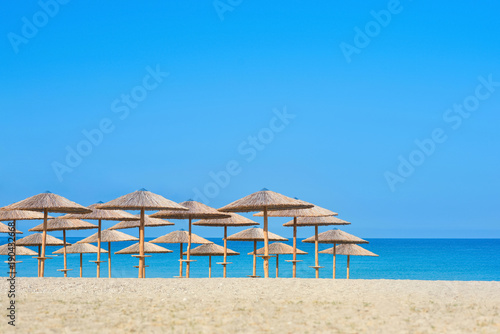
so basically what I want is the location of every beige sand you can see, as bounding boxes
[1,278,499,333]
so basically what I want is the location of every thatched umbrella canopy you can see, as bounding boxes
[115,242,173,278]
[0,222,22,234]
[0,243,38,277]
[108,215,173,230]
[184,243,239,278]
[150,200,229,278]
[254,201,338,278]
[227,227,288,278]
[284,216,351,279]
[304,229,368,279]
[60,201,138,278]
[150,230,212,278]
[0,244,37,256]
[53,243,108,278]
[0,209,52,221]
[96,189,188,278]
[16,233,66,277]
[248,242,307,278]
[78,229,138,278]
[219,189,312,278]
[320,244,378,279]
[193,213,257,278]
[0,209,51,275]
[29,219,97,277]
[0,191,91,277]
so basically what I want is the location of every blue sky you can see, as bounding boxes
[1,1,499,238]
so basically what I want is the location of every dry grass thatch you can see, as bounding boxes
[0,222,22,234]
[218,189,314,212]
[283,216,351,227]
[0,209,53,221]
[150,200,230,219]
[96,189,189,211]
[303,229,368,244]
[320,244,378,256]
[115,242,173,254]
[29,219,98,232]
[193,213,259,227]
[108,215,174,230]
[77,229,138,243]
[248,242,307,255]
[226,227,288,241]
[0,244,37,256]
[61,202,139,221]
[254,200,338,217]
[150,230,212,244]
[184,243,239,256]
[0,192,92,214]
[53,243,107,254]
[15,233,66,246]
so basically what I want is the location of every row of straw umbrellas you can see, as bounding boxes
[0,188,377,279]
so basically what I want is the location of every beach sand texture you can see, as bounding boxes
[2,278,499,333]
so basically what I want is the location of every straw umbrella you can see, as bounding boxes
[0,209,52,273]
[284,216,351,278]
[304,229,368,279]
[78,229,138,278]
[108,215,174,230]
[184,243,239,278]
[61,202,139,278]
[29,219,97,277]
[249,242,307,278]
[0,222,22,234]
[150,230,212,278]
[320,244,378,279]
[115,242,173,278]
[16,233,65,276]
[219,189,312,278]
[0,192,91,277]
[96,189,188,278]
[255,201,338,278]
[0,244,37,277]
[53,243,108,278]
[227,227,287,278]
[193,213,258,278]
[150,200,230,278]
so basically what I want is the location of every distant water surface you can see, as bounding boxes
[1,238,499,281]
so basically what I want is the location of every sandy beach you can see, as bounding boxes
[1,278,499,333]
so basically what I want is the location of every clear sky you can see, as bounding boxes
[1,1,499,238]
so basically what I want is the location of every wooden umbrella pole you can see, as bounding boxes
[276,254,279,278]
[252,240,257,277]
[179,243,183,278]
[292,217,297,278]
[263,207,269,278]
[80,253,82,278]
[138,208,145,278]
[37,245,41,277]
[314,225,319,279]
[186,217,192,278]
[63,230,68,278]
[333,243,337,279]
[108,242,112,278]
[96,219,102,278]
[40,209,48,277]
[209,256,212,278]
[347,255,350,280]
[223,225,228,278]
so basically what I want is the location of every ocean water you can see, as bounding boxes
[1,238,500,280]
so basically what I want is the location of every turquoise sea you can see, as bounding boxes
[2,238,500,280]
